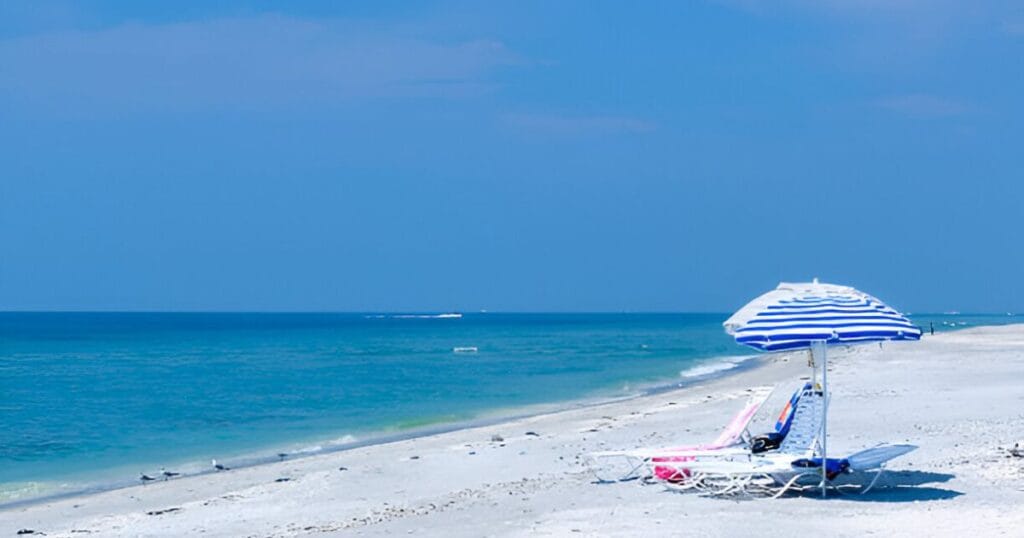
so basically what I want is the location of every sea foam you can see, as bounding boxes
[680,355,756,379]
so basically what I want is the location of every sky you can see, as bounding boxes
[1,1,1022,313]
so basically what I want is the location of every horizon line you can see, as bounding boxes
[0,310,1010,316]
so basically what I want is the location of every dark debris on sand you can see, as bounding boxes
[145,507,182,516]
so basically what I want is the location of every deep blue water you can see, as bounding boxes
[0,312,1014,502]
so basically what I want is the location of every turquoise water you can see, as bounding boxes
[0,312,1014,502]
[0,313,741,501]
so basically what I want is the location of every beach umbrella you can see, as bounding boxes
[723,279,921,497]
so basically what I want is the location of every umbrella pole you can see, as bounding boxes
[809,348,817,386]
[821,343,828,498]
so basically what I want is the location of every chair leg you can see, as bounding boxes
[771,472,810,499]
[688,473,746,497]
[718,474,751,496]
[625,458,647,482]
[589,455,647,483]
[860,465,886,494]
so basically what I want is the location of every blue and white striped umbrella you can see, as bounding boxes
[724,280,921,352]
[724,280,920,497]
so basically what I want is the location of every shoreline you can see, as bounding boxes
[0,352,763,510]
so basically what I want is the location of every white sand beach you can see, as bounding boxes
[4,324,1024,537]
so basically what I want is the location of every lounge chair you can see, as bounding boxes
[585,386,776,482]
[648,383,810,482]
[654,387,916,497]
[652,384,825,493]
[668,443,917,498]
[789,444,919,495]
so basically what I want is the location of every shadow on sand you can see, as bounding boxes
[611,469,963,502]
[826,470,961,502]
[591,468,963,502]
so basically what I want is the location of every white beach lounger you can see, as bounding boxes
[657,385,826,495]
[655,388,916,497]
[584,386,775,483]
[830,443,919,494]
[736,443,919,498]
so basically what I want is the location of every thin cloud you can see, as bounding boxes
[874,94,976,118]
[1003,19,1024,36]
[503,112,655,136]
[717,0,983,18]
[713,0,1021,70]
[0,15,522,113]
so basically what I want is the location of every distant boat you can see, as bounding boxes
[390,313,463,319]
[943,311,960,315]
[453,346,478,354]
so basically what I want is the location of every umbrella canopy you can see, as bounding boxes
[724,280,921,351]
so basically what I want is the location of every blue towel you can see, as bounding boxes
[790,457,850,478]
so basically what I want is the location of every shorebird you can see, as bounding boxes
[139,473,157,484]
[212,459,229,471]
[161,467,181,480]
[277,452,288,461]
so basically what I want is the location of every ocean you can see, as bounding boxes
[0,312,1012,503]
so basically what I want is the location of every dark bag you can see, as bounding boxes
[750,432,785,453]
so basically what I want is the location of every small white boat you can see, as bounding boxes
[452,346,478,354]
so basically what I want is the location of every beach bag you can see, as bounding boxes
[650,453,696,483]
[750,432,784,453]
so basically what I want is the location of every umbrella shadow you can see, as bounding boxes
[844,485,963,502]
[591,469,963,503]
[876,469,955,486]
[829,470,962,502]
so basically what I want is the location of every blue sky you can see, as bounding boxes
[1,1,1022,312]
